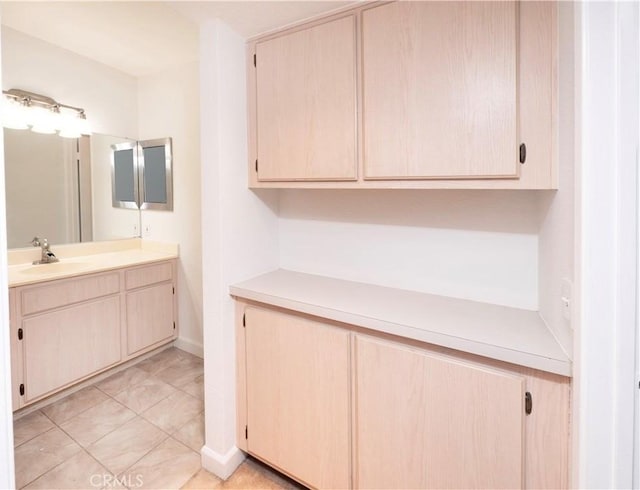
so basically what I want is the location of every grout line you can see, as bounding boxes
[15,426,83,489]
[115,429,172,478]
[14,348,205,489]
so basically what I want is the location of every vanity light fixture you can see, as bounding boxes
[1,88,91,138]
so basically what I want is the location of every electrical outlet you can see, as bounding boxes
[143,224,151,237]
[561,278,573,326]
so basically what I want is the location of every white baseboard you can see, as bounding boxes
[173,337,204,358]
[201,445,246,480]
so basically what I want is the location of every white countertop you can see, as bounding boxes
[230,269,572,377]
[8,239,178,287]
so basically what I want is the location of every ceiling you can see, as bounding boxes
[0,1,355,77]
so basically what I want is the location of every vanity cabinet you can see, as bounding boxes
[23,296,121,403]
[236,303,570,489]
[10,260,177,409]
[248,1,557,189]
[254,15,357,181]
[125,262,176,356]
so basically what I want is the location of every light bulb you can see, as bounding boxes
[1,97,29,130]
[30,106,60,134]
[58,111,82,138]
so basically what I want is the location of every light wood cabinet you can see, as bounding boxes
[362,1,518,180]
[255,16,357,181]
[236,302,570,489]
[354,335,524,489]
[23,297,121,402]
[126,283,175,356]
[10,259,177,410]
[248,1,558,189]
[242,306,351,489]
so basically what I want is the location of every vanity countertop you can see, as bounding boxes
[230,269,572,377]
[8,238,178,287]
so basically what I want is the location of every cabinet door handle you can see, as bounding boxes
[525,392,532,415]
[519,143,527,164]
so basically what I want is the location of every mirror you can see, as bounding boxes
[111,137,173,211]
[111,142,139,209]
[3,128,140,249]
[139,138,172,211]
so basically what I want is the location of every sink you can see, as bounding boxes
[21,262,90,275]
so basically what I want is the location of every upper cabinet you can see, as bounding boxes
[254,16,357,181]
[247,1,558,189]
[362,2,517,180]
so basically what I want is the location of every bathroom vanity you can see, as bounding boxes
[8,239,178,411]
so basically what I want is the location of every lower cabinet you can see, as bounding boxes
[23,297,121,402]
[237,303,571,490]
[126,283,175,356]
[10,260,177,410]
[355,336,524,489]
[243,307,351,489]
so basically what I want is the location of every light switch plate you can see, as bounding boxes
[561,278,573,326]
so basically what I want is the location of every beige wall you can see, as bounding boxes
[137,61,203,355]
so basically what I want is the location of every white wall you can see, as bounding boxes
[2,27,137,138]
[137,61,203,355]
[3,129,76,247]
[0,16,16,489]
[574,2,639,487]
[200,19,279,477]
[538,2,576,359]
[279,190,540,310]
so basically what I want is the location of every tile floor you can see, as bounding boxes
[13,347,301,490]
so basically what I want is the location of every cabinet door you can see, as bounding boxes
[244,307,350,489]
[355,335,524,489]
[362,2,518,180]
[255,16,357,181]
[23,297,121,402]
[126,283,174,356]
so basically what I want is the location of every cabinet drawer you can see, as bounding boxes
[21,272,120,316]
[125,261,173,290]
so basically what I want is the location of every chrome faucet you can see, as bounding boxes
[31,236,59,265]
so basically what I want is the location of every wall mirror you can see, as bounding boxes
[3,128,140,249]
[112,137,173,211]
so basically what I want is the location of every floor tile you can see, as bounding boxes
[155,360,204,388]
[87,417,167,476]
[181,375,204,400]
[223,459,300,490]
[181,468,222,489]
[114,376,177,414]
[13,411,55,447]
[41,387,109,425]
[60,399,136,447]
[24,450,110,489]
[173,412,204,452]
[120,438,200,490]
[135,348,185,375]
[96,366,150,397]
[14,427,82,488]
[142,391,203,434]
